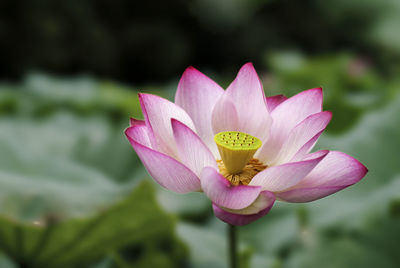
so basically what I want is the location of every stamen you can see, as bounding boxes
[217,158,267,186]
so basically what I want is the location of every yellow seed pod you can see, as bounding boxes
[214,131,262,174]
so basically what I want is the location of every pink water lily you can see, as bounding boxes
[125,63,368,226]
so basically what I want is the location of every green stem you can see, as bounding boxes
[228,224,238,268]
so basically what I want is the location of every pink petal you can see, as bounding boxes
[249,150,329,192]
[276,185,348,203]
[290,129,324,162]
[211,93,239,135]
[256,88,323,164]
[272,111,332,165]
[266,95,288,112]
[125,123,152,148]
[212,191,275,226]
[277,151,368,202]
[213,63,272,141]
[139,93,196,158]
[126,131,201,193]
[300,151,367,187]
[172,119,217,176]
[200,167,261,210]
[220,190,276,215]
[175,67,224,157]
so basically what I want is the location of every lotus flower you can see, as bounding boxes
[125,63,367,226]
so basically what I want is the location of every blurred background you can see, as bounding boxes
[0,0,400,267]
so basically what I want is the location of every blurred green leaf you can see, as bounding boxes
[264,52,387,133]
[0,181,187,267]
[0,113,139,222]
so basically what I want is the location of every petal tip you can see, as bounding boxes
[182,66,199,76]
[239,62,256,72]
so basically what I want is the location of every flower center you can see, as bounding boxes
[214,131,264,185]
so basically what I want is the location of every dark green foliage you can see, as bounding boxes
[2,0,400,84]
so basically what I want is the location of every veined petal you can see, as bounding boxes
[139,93,196,158]
[249,150,329,192]
[175,67,224,157]
[212,191,275,226]
[257,88,323,164]
[215,63,272,141]
[290,129,324,162]
[220,190,275,215]
[200,167,261,210]
[276,185,348,203]
[125,122,152,148]
[172,119,217,176]
[272,111,332,165]
[266,95,288,112]
[276,151,368,202]
[127,132,201,193]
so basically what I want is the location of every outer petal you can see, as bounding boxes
[175,67,224,157]
[125,125,201,193]
[272,111,332,165]
[276,186,349,203]
[276,151,368,202]
[200,167,261,210]
[125,121,152,148]
[220,190,275,215]
[257,88,323,164]
[290,129,324,162]
[266,95,288,112]
[139,93,196,158]
[172,119,217,177]
[212,191,275,226]
[213,63,272,141]
[249,150,329,192]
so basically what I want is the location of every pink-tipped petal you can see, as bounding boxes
[175,67,224,157]
[214,63,272,141]
[211,93,239,135]
[277,151,367,202]
[212,191,275,226]
[200,167,261,210]
[293,151,366,185]
[266,95,288,112]
[139,93,196,158]
[272,111,332,165]
[249,150,329,192]
[276,185,348,203]
[257,88,323,164]
[128,136,201,193]
[125,123,152,148]
[172,119,217,176]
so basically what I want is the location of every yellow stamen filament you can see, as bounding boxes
[217,158,267,186]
